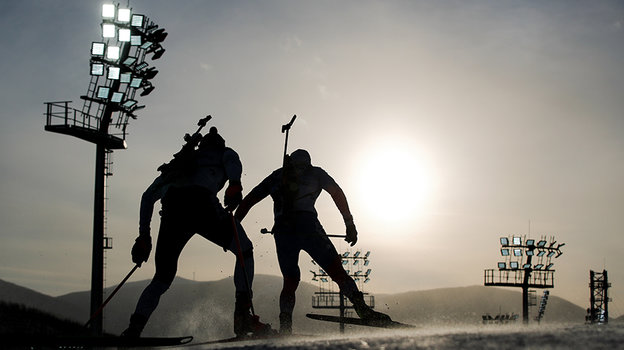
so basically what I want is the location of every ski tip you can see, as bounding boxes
[180,336,194,344]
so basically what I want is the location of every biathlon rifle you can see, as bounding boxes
[157,115,212,174]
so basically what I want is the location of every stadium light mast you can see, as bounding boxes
[310,250,374,333]
[587,269,610,324]
[484,235,565,324]
[44,3,166,335]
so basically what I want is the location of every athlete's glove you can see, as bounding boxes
[131,235,152,267]
[345,222,358,246]
[224,181,243,212]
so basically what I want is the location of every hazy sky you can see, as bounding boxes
[1,0,623,317]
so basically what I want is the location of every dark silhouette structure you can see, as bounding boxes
[44,3,166,335]
[484,236,564,324]
[587,269,610,324]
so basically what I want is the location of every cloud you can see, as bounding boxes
[199,62,213,72]
[280,34,303,52]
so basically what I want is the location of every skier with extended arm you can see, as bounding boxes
[235,149,391,334]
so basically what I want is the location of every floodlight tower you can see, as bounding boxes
[310,250,373,332]
[44,3,166,335]
[588,270,610,324]
[484,235,565,324]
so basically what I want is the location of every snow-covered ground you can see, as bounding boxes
[185,323,624,350]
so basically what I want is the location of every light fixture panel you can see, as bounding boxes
[500,237,509,245]
[501,248,510,256]
[123,57,137,66]
[537,240,547,247]
[140,41,153,50]
[498,262,506,269]
[97,87,110,99]
[102,4,115,19]
[130,77,143,88]
[513,248,522,257]
[107,67,120,80]
[510,261,519,269]
[119,28,131,42]
[512,237,521,245]
[130,35,142,46]
[131,14,145,27]
[107,46,120,60]
[102,24,116,38]
[91,42,105,56]
[120,73,132,83]
[117,8,131,22]
[90,63,104,76]
[526,239,535,246]
[111,92,124,103]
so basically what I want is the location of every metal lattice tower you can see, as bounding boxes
[587,270,610,324]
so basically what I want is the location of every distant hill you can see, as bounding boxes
[0,302,89,337]
[376,285,585,325]
[0,279,81,322]
[0,276,588,340]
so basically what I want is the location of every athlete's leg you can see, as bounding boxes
[305,234,359,298]
[123,217,192,336]
[306,234,391,323]
[274,233,301,333]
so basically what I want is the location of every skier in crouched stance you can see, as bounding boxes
[122,127,272,338]
[235,149,391,334]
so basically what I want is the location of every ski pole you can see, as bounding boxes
[261,228,345,238]
[84,264,139,328]
[228,211,256,316]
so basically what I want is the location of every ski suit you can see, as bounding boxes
[235,150,362,331]
[127,144,255,334]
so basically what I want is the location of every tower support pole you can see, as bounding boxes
[89,142,106,335]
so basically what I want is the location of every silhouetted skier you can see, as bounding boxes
[235,149,391,334]
[122,127,271,338]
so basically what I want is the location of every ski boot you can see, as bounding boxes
[350,291,393,326]
[234,292,275,338]
[279,312,292,335]
[120,313,148,338]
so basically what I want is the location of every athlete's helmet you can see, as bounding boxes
[289,149,311,171]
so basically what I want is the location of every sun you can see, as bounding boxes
[353,144,433,224]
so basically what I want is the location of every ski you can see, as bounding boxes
[306,313,415,329]
[5,335,193,348]
[189,333,311,346]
